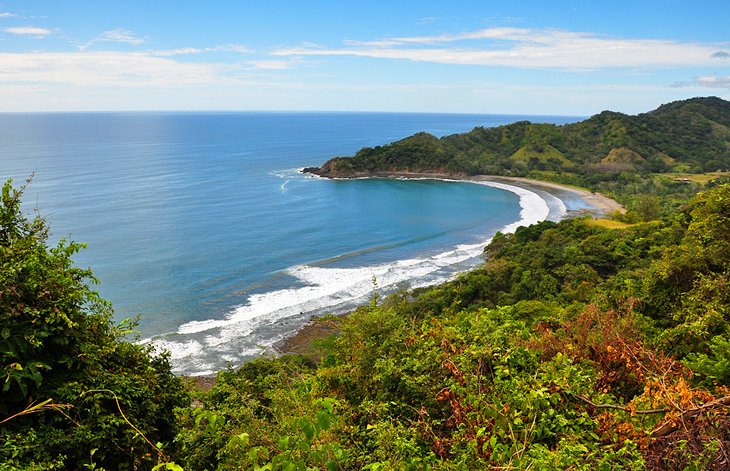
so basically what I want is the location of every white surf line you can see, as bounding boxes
[473,180,554,229]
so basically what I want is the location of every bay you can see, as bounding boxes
[0,111,579,374]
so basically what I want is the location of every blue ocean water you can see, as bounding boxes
[0,112,579,374]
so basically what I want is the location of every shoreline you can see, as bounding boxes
[473,175,624,216]
[173,173,551,377]
[273,171,624,357]
[306,169,624,216]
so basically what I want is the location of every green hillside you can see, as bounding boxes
[310,97,730,179]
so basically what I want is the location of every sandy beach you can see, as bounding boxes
[473,175,624,216]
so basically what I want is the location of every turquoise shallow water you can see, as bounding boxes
[0,112,579,374]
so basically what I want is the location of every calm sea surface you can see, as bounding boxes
[0,112,578,374]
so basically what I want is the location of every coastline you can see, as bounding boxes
[171,171,566,376]
[305,169,624,216]
[473,175,624,216]
[275,171,625,356]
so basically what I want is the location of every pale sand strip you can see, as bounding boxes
[470,175,625,215]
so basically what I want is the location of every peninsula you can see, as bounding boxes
[302,97,730,240]
[304,96,730,182]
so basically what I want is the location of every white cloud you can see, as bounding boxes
[0,51,233,87]
[0,12,18,18]
[149,48,204,56]
[244,58,310,70]
[99,28,144,45]
[124,44,252,57]
[276,27,730,70]
[245,60,293,70]
[4,26,52,38]
[394,27,534,45]
[77,28,145,50]
[0,40,258,90]
[210,44,253,54]
[673,75,730,88]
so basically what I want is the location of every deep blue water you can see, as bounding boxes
[0,112,579,374]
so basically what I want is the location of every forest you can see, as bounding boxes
[3,97,730,469]
[309,97,730,184]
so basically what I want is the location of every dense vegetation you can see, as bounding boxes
[3,97,730,469]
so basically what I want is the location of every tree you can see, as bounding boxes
[0,179,188,470]
[633,194,662,221]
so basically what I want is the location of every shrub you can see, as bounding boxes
[0,179,188,470]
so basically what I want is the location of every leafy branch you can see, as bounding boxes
[568,392,669,415]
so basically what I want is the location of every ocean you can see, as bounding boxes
[0,111,580,375]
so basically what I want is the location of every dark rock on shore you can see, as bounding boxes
[302,161,340,177]
[274,315,344,356]
[301,166,324,176]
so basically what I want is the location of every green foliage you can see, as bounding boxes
[399,217,676,322]
[640,184,730,359]
[0,179,189,470]
[175,355,350,470]
[0,178,98,406]
[314,98,730,187]
[5,170,730,466]
[685,335,730,384]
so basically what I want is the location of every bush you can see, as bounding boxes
[0,179,189,470]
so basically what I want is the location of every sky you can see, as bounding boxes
[0,0,729,115]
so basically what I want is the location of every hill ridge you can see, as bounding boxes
[307,96,730,179]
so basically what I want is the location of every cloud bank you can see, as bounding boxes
[274,27,730,70]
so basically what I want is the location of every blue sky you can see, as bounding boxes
[0,0,728,115]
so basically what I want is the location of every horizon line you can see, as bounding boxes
[0,108,585,117]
